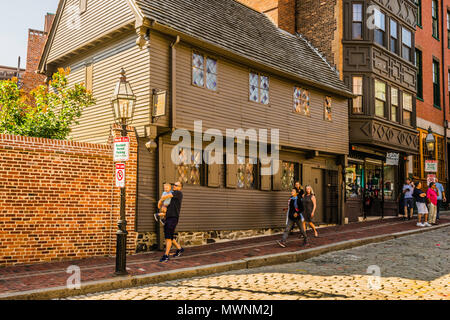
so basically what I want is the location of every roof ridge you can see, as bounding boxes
[296,33,340,78]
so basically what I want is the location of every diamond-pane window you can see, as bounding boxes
[193,53,217,91]
[192,53,204,87]
[293,87,310,116]
[237,156,256,189]
[281,161,297,191]
[206,58,217,91]
[176,148,202,185]
[249,73,259,102]
[249,72,269,104]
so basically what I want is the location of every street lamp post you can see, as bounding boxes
[111,68,136,276]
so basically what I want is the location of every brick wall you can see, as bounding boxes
[296,0,342,74]
[0,126,138,267]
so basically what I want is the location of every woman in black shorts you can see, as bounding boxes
[302,185,319,238]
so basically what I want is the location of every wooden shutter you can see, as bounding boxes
[208,163,220,187]
[260,161,272,191]
[85,63,93,92]
[272,160,283,191]
[163,145,177,184]
[226,163,237,188]
[302,164,312,186]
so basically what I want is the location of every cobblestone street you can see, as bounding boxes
[68,227,449,300]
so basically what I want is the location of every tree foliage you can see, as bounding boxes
[0,68,95,140]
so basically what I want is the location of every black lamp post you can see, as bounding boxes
[425,127,436,154]
[111,68,136,276]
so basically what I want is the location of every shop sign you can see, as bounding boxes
[386,153,399,166]
[425,160,438,173]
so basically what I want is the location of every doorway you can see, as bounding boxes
[310,168,324,223]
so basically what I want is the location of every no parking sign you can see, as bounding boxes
[116,163,125,188]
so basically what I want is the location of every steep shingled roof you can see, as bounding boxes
[134,0,352,96]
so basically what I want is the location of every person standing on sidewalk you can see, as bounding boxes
[435,178,446,220]
[413,182,430,227]
[402,179,414,220]
[277,188,308,248]
[159,182,185,263]
[302,185,319,238]
[427,182,438,225]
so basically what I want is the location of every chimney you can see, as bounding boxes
[237,0,296,34]
[44,13,55,34]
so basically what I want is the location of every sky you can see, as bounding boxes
[0,0,59,68]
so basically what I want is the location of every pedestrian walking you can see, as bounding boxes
[413,182,430,227]
[302,185,319,238]
[427,182,438,225]
[434,178,446,220]
[402,178,414,220]
[288,182,304,234]
[277,188,308,248]
[159,182,185,263]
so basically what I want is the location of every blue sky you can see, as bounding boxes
[0,0,59,68]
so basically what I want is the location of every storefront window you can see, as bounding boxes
[346,164,363,199]
[366,163,382,200]
[383,165,398,200]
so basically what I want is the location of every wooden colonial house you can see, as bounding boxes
[39,0,354,249]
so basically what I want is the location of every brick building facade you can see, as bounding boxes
[414,0,450,193]
[0,127,138,267]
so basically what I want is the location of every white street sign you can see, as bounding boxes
[114,137,130,162]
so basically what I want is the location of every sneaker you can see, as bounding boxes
[277,240,287,248]
[159,255,170,263]
[417,222,425,227]
[153,213,159,222]
[424,222,432,227]
[173,248,184,258]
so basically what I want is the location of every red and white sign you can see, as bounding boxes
[114,137,130,162]
[116,163,125,188]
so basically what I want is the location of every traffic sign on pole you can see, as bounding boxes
[116,163,126,188]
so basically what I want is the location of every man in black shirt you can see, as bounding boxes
[159,182,184,263]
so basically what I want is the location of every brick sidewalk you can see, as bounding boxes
[1,216,449,298]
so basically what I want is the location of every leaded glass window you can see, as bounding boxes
[260,76,269,104]
[249,72,269,104]
[192,53,204,87]
[293,87,310,116]
[237,156,257,189]
[192,52,217,91]
[281,161,298,191]
[324,96,332,121]
[176,148,203,185]
[206,58,217,91]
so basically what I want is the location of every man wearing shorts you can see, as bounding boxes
[159,182,184,263]
[402,179,414,220]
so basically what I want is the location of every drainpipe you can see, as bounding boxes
[441,0,449,198]
[170,35,181,130]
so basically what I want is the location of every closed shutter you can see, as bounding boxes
[208,163,220,187]
[260,161,272,191]
[85,63,93,92]
[272,160,283,191]
[226,163,237,188]
[163,145,177,184]
[302,164,312,186]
